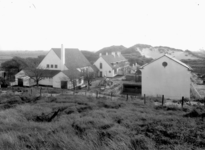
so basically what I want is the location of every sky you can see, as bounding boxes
[0,0,205,51]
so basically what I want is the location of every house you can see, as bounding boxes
[14,44,93,89]
[94,52,130,77]
[140,54,192,100]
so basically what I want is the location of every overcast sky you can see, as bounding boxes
[0,0,204,51]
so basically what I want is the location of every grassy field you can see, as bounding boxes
[0,50,48,66]
[0,93,204,150]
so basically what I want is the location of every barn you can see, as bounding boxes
[140,54,192,100]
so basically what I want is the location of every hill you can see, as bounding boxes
[0,93,204,150]
[81,50,98,64]
[135,45,201,60]
[95,44,202,63]
[96,45,127,54]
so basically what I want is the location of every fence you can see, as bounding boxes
[2,86,205,108]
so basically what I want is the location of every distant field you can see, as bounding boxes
[182,60,205,74]
[0,50,48,66]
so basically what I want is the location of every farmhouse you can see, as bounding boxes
[14,45,93,89]
[94,52,130,77]
[140,54,192,99]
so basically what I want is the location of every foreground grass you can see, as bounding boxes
[0,94,204,150]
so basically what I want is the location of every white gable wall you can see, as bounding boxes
[53,72,72,89]
[94,57,114,77]
[141,56,191,99]
[14,70,35,86]
[38,50,68,70]
[39,78,53,86]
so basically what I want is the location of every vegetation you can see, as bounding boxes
[0,93,204,150]
[182,59,205,74]
[1,56,44,82]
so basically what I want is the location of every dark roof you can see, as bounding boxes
[101,54,127,68]
[24,69,60,78]
[140,54,192,70]
[91,65,99,72]
[62,69,82,79]
[52,48,91,69]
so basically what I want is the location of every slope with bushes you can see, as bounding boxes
[0,94,204,150]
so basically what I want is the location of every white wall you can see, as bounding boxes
[53,72,74,89]
[39,78,53,86]
[38,50,68,70]
[14,71,36,86]
[141,56,191,99]
[94,57,114,77]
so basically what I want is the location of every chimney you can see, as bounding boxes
[61,44,65,71]
[99,53,102,57]
[111,52,116,57]
[106,52,108,55]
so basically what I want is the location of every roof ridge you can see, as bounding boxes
[140,54,192,70]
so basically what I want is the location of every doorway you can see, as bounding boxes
[18,78,23,86]
[61,81,67,89]
[100,71,103,77]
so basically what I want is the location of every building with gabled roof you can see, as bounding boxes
[94,52,130,77]
[14,44,93,88]
[140,54,192,99]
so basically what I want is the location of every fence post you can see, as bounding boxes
[181,96,184,108]
[85,91,86,96]
[162,95,164,106]
[204,97,205,107]
[110,92,112,100]
[144,94,146,104]
[126,94,128,101]
[96,91,98,98]
[40,87,42,97]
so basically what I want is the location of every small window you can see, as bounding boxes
[51,65,53,68]
[55,65,57,68]
[109,71,111,73]
[47,64,49,68]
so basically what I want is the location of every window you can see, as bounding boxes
[162,62,168,68]
[100,63,102,69]
[51,65,53,68]
[109,71,111,73]
[55,65,57,68]
[47,64,49,68]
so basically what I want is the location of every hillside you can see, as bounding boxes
[81,50,98,64]
[96,45,127,54]
[0,93,205,150]
[95,44,202,61]
[136,45,200,60]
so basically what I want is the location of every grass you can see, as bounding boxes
[0,94,204,150]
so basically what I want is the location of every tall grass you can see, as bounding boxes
[0,94,204,149]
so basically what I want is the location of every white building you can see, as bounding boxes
[14,44,93,89]
[94,52,130,77]
[140,54,192,100]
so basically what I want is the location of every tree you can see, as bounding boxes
[25,68,45,87]
[1,57,28,81]
[82,69,95,90]
[1,56,45,81]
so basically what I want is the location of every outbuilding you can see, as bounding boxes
[140,54,192,100]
